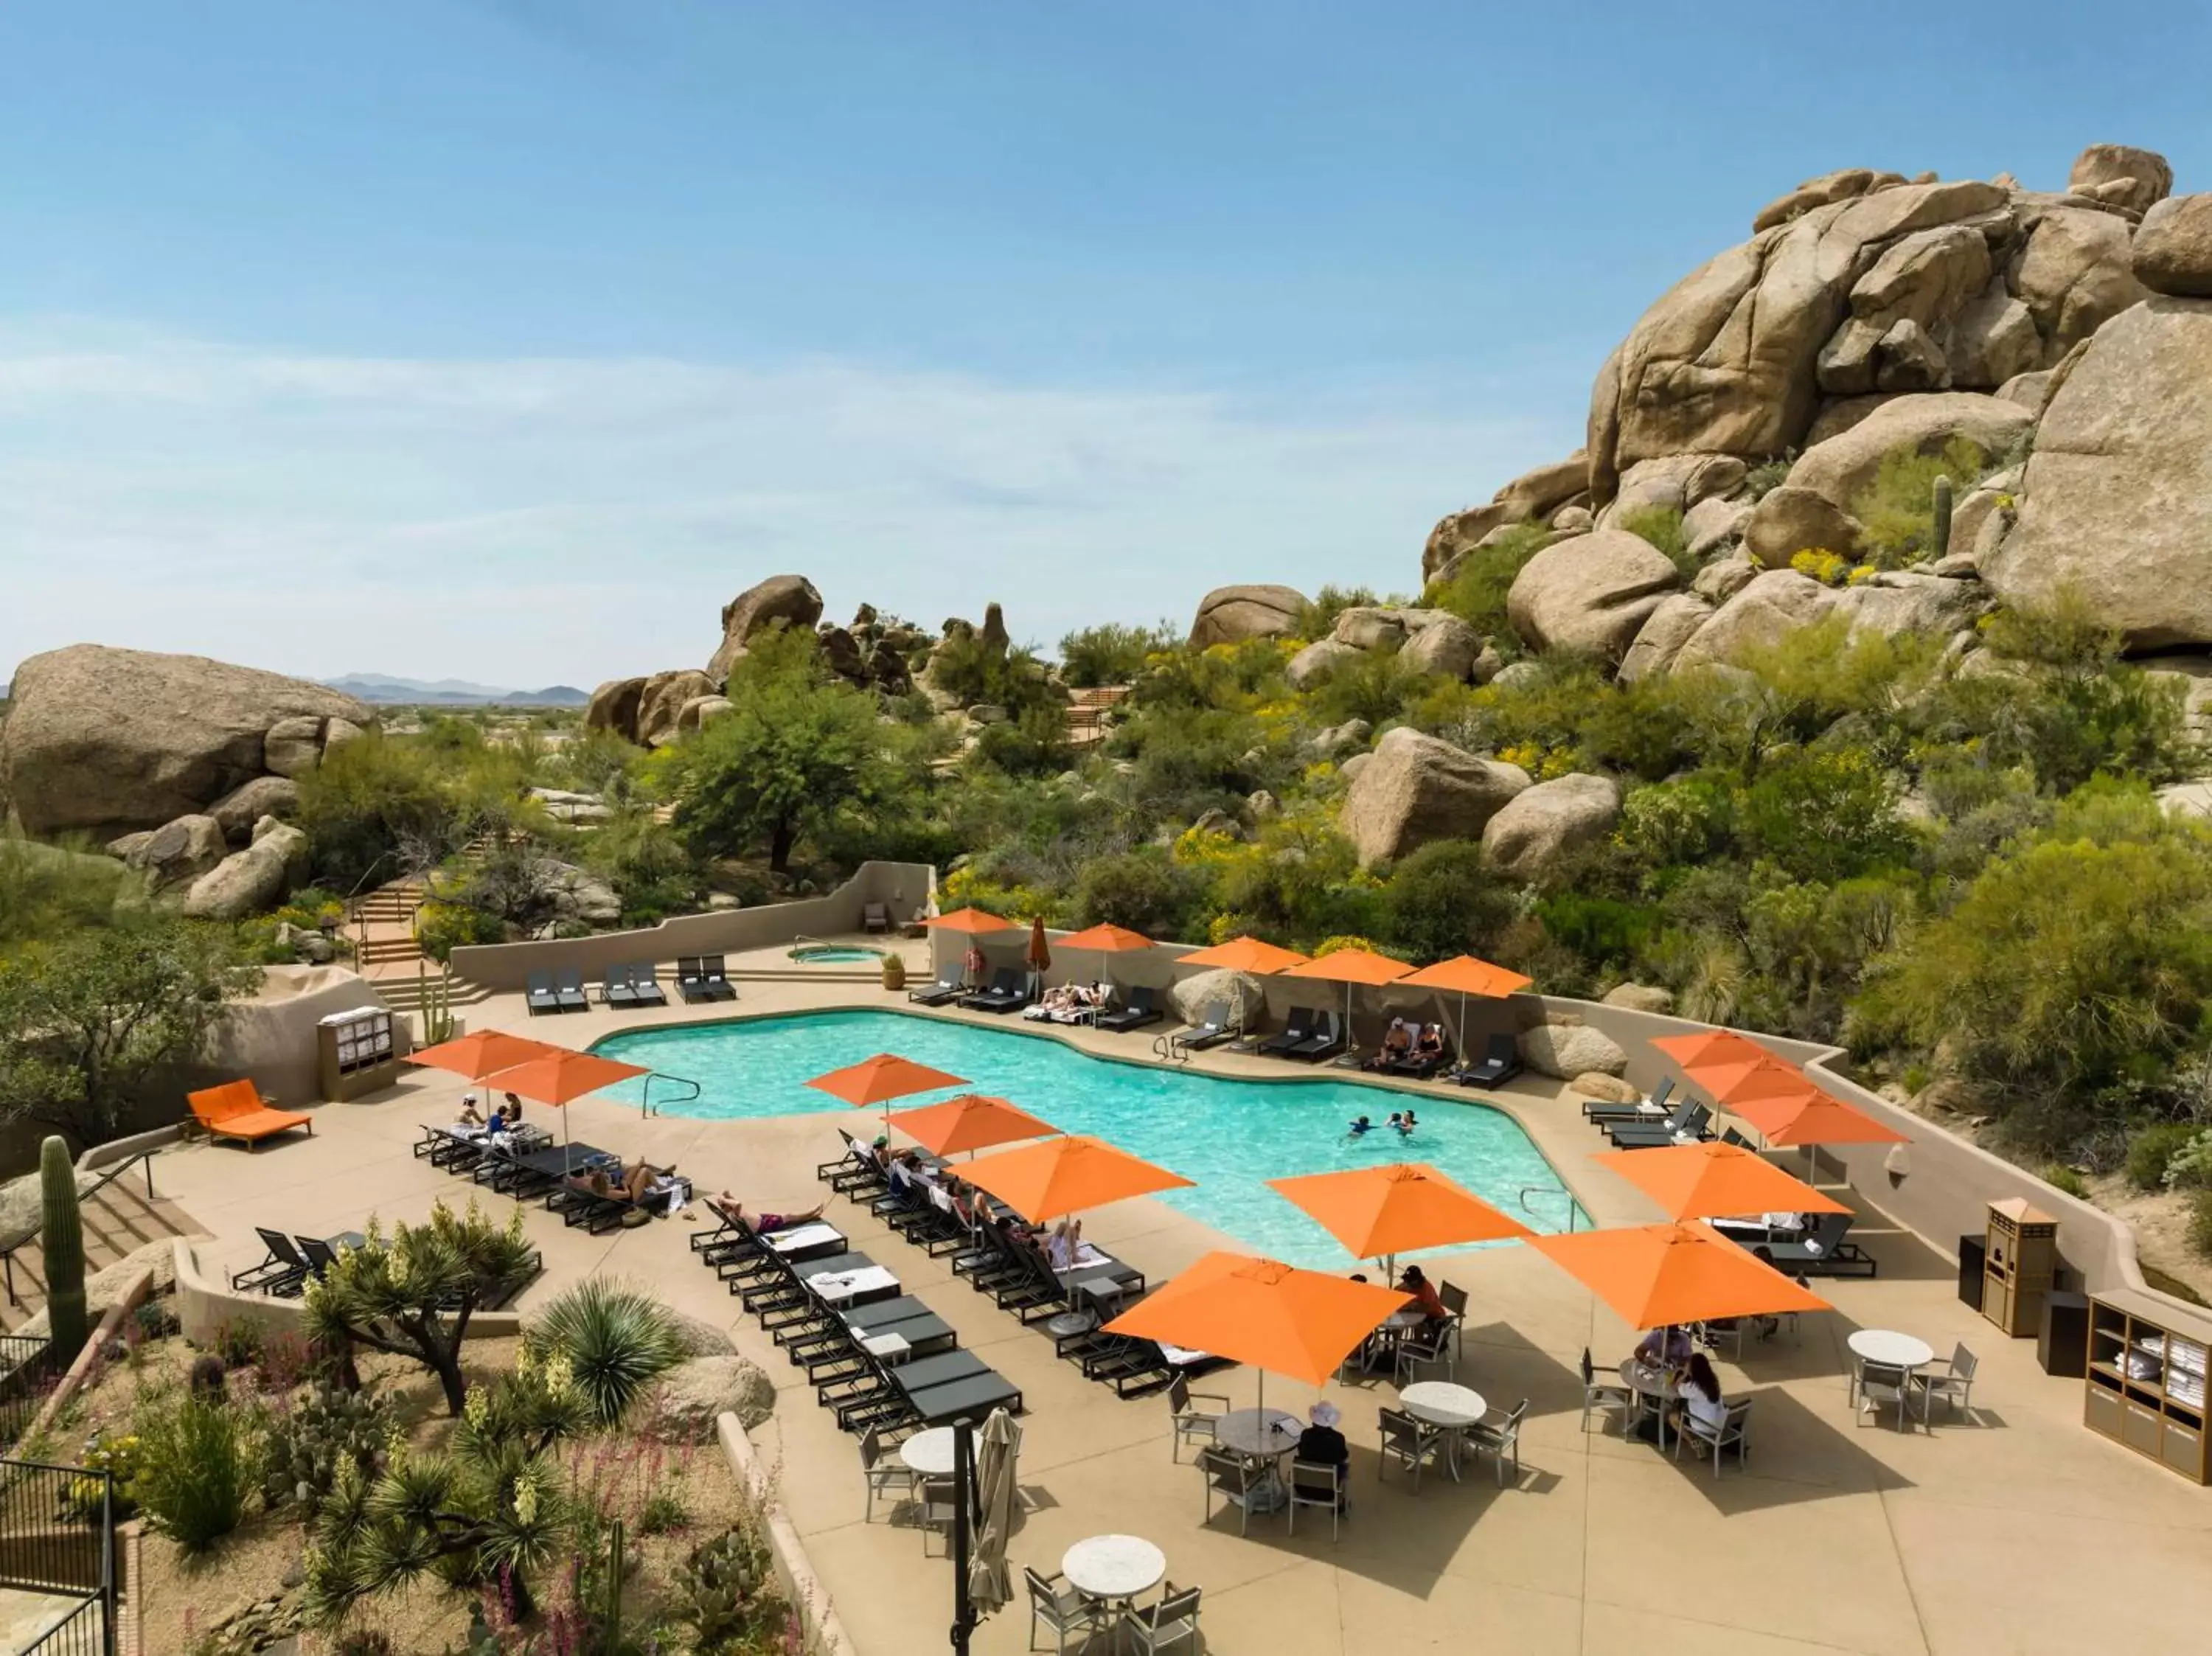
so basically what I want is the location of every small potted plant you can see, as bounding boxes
[880,953,907,993]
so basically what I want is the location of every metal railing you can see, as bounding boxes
[0,1458,114,1656]
[0,1335,58,1452]
[1,1151,159,1309]
[1519,1186,1579,1231]
[640,1073,702,1118]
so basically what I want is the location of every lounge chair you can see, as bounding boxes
[1096,984,1163,1032]
[1256,1007,1318,1057]
[1605,1101,1712,1148]
[627,964,668,1007]
[675,957,715,1004]
[1169,1001,1237,1057]
[600,964,639,1009]
[699,956,738,1001]
[861,901,892,934]
[295,1234,360,1280]
[1382,1029,1453,1077]
[908,971,967,1007]
[1451,1031,1522,1089]
[187,1080,313,1151]
[552,967,588,1013]
[526,970,561,1016]
[1287,1010,1344,1062]
[1755,1211,1877,1278]
[1584,1076,1674,1123]
[232,1227,311,1295]
[961,967,1027,1014]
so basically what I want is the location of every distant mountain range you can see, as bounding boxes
[322,675,591,707]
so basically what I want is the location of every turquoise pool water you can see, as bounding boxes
[789,947,885,964]
[592,1009,1580,1269]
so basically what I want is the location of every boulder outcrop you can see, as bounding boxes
[1784,393,2035,513]
[2133,195,2212,298]
[1188,585,1307,649]
[1618,595,1715,683]
[0,644,372,840]
[706,575,824,683]
[636,669,717,748]
[1517,1021,1630,1079]
[181,818,307,921]
[1167,968,1268,1031]
[1340,728,1530,867]
[1480,773,1621,882]
[1505,531,1680,660]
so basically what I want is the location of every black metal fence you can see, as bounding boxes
[0,1458,114,1656]
[0,1334,58,1451]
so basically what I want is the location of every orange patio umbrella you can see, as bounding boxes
[888,1093,1060,1159]
[924,907,1018,936]
[1651,1031,1774,1072]
[1400,955,1534,1066]
[408,1030,562,1085]
[1174,936,1309,975]
[1280,947,1413,1048]
[1268,1162,1533,1274]
[1527,1220,1832,1332]
[807,1053,967,1133]
[959,1134,1194,1224]
[1105,1252,1414,1416]
[1691,1057,1820,1112]
[1734,1090,1910,1151]
[1056,922,1154,1002]
[1592,1141,1850,1224]
[479,1048,651,1147]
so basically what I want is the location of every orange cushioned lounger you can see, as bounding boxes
[186,1080,313,1150]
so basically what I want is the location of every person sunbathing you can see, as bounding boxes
[712,1194,826,1234]
[1045,1218,1102,1270]
[456,1094,487,1128]
[1415,1025,1445,1062]
[1365,1020,1413,1070]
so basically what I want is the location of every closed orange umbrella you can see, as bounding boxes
[1593,1142,1850,1223]
[1268,1163,1533,1273]
[960,1135,1193,1223]
[806,1054,967,1136]
[1281,947,1413,1048]
[1528,1220,1832,1331]
[1734,1090,1910,1149]
[1399,955,1533,1066]
[1651,1031,1773,1071]
[1105,1251,1414,1394]
[480,1048,650,1146]
[1175,936,1309,975]
[888,1094,1060,1158]
[1057,922,1152,1002]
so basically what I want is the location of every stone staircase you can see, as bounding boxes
[1,1166,193,1334]
[347,877,490,1016]
[1065,685,1129,748]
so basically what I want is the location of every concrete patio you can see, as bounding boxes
[153,971,2212,1655]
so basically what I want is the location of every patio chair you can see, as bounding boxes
[1377,1407,1447,1492]
[1256,1006,1317,1057]
[1697,1317,1747,1362]
[1916,1343,1978,1422]
[961,967,1027,1014]
[1196,1446,1262,1537]
[1677,1397,1753,1476]
[1025,1568,1101,1656]
[628,963,668,1007]
[1394,1319,1455,1385]
[1096,984,1163,1032]
[907,971,966,1007]
[1584,1075,1674,1122]
[1466,1397,1529,1488]
[1604,1100,1712,1148]
[698,956,737,1001]
[1166,1371,1228,1462]
[552,966,588,1012]
[294,1234,352,1279]
[1854,1360,1920,1432]
[1287,1459,1346,1540]
[599,964,639,1009]
[1720,1126,1758,1149]
[1288,1009,1345,1062]
[1580,1347,1636,1436]
[1439,1282,1470,1361]
[232,1228,311,1296]
[187,1079,313,1150]
[1452,1031,1522,1089]
[1121,1583,1203,1655]
[526,970,560,1015]
[861,901,892,934]
[858,1428,918,1523]
[1169,1000,1236,1056]
[675,957,715,1004]
[1759,1211,1878,1278]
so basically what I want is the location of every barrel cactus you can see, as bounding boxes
[40,1135,88,1361]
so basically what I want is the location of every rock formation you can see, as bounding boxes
[1,644,371,841]
[706,574,824,683]
[1481,773,1622,882]
[1505,531,1680,661]
[1339,727,1531,867]
[1188,585,1308,649]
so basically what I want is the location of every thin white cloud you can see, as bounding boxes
[0,319,1579,687]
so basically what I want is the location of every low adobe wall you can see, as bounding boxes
[451,860,936,992]
[716,1413,861,1656]
[170,1239,529,1347]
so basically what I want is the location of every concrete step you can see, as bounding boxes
[2,1175,191,1332]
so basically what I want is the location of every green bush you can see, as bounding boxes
[133,1393,257,1551]
[528,1278,686,1427]
[1380,841,1516,962]
[2126,1122,2205,1191]
[972,705,1074,778]
[1423,523,1553,647]
[2041,1163,2089,1198]
[1071,849,1208,939]
[1850,436,1988,566]
[1294,585,1382,642]
[2165,1130,2212,1191]
[2190,1189,2212,1257]
[414,900,507,963]
[1058,621,1179,687]
[1619,505,1696,581]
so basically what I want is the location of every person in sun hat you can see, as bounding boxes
[1298,1402,1352,1509]
[456,1093,485,1129]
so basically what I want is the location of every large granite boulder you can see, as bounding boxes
[1286,639,1361,690]
[0,645,371,838]
[1420,454,1590,581]
[1674,571,1835,670]
[1517,1021,1630,1079]
[1742,486,1865,566]
[1984,298,2212,649]
[1340,728,1530,868]
[1400,614,1483,681]
[2067,144,2173,216]
[207,776,301,843]
[1618,595,1714,684]
[706,575,824,684]
[2133,195,2212,299]
[1784,392,2035,514]
[125,814,227,893]
[636,669,717,748]
[2008,206,2146,361]
[585,676,647,741]
[1505,530,1680,660]
[181,819,307,920]
[650,1356,776,1440]
[1188,585,1307,649]
[1481,774,1621,883]
[1166,968,1268,1031]
[1832,570,1985,639]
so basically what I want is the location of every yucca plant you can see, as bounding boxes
[526,1279,685,1427]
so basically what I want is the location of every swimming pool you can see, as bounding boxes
[592,1009,1582,1269]
[788,945,887,965]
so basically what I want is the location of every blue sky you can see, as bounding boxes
[2,1,2206,686]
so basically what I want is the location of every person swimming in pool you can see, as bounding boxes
[1385,1113,1406,1133]
[1391,1113,1414,1135]
[1401,1108,1419,1132]
[1348,1115,1374,1136]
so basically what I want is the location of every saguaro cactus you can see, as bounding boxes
[1932,473,1954,558]
[40,1135,88,1360]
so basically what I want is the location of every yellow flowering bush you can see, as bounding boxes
[1847,563,1877,585]
[1790,549,1850,586]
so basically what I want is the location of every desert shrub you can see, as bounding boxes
[1850,436,1989,565]
[2165,1130,2212,1191]
[1615,777,1733,867]
[0,831,145,948]
[2042,1163,2089,1198]
[1071,849,1208,939]
[2189,1189,2212,1256]
[2127,1122,2205,1191]
[1294,585,1383,641]
[972,704,1075,778]
[1380,841,1516,963]
[1423,523,1553,648]
[133,1393,257,1551]
[639,1486,692,1537]
[1742,456,1793,500]
[1304,650,1426,730]
[1736,748,1914,884]
[414,900,507,963]
[1532,891,1659,967]
[672,1525,788,1653]
[1059,621,1179,687]
[1619,505,1696,580]
[527,1278,685,1427]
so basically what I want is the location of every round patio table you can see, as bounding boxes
[899,1427,957,1477]
[1064,1534,1166,1651]
[1848,1329,1935,1370]
[1215,1408,1302,1512]
[1402,1380,1488,1481]
[1618,1358,1680,1449]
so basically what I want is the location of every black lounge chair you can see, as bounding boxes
[961,967,1027,1014]
[1453,1031,1523,1089]
[1256,1007,1318,1057]
[675,957,715,1004]
[908,972,967,1007]
[1756,1211,1878,1278]
[232,1228,310,1296]
[1288,1010,1344,1062]
[628,964,668,1007]
[699,956,738,1001]
[1585,1076,1674,1124]
[1607,1100,1712,1148]
[1096,984,1163,1032]
[1169,1001,1237,1056]
[601,964,639,1009]
[552,967,589,1012]
[526,970,560,1017]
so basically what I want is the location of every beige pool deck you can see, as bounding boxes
[157,955,2212,1655]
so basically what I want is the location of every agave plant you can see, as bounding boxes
[527,1278,685,1427]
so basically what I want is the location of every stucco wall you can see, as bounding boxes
[451,860,936,991]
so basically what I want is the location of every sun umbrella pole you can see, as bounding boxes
[950,1416,976,1655]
